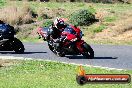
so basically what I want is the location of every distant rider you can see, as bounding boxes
[0,20,15,40]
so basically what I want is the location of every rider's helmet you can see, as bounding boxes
[54,18,65,32]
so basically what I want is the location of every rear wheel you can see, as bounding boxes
[82,43,94,59]
[11,38,25,54]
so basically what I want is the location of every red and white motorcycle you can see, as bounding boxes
[37,25,94,58]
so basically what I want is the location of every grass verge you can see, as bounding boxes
[0,59,132,88]
[1,1,132,45]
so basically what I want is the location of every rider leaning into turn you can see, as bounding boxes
[49,18,67,39]
[47,18,67,54]
[49,17,82,41]
[47,17,82,55]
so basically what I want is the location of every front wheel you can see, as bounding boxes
[11,38,25,54]
[48,43,54,52]
[82,43,94,59]
[48,42,65,57]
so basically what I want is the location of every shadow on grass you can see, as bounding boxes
[66,55,118,59]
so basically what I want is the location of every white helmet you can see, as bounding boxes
[54,17,65,30]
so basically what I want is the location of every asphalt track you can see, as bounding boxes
[0,42,132,70]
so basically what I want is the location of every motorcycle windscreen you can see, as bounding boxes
[41,27,49,37]
[0,24,9,32]
[63,26,76,35]
[0,24,14,39]
[42,27,49,33]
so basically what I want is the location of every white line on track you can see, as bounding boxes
[0,56,124,71]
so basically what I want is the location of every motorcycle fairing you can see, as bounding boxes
[76,40,85,53]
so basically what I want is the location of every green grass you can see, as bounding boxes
[93,25,106,33]
[104,16,117,22]
[82,24,106,34]
[0,59,132,88]
[6,2,132,17]
[42,19,53,27]
[87,38,132,45]
[1,1,132,45]
[1,1,131,21]
[0,0,6,8]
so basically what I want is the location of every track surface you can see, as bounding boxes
[0,42,132,70]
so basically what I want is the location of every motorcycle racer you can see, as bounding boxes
[47,18,67,40]
[46,18,83,56]
[37,18,94,58]
[0,20,15,40]
[48,17,83,42]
